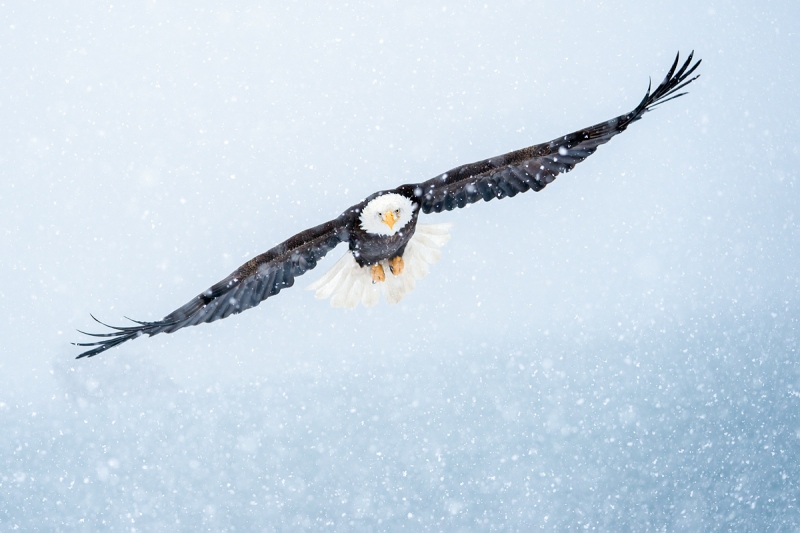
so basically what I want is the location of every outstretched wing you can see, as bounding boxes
[75,216,352,358]
[399,52,701,214]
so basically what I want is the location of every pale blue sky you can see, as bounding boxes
[1,1,798,529]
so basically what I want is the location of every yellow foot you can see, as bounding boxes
[389,256,404,276]
[371,263,386,283]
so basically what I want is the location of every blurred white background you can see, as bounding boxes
[1,1,798,530]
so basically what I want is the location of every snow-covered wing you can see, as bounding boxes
[400,52,701,214]
[75,216,352,358]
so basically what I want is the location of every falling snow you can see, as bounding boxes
[2,1,799,531]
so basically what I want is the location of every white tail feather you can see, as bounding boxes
[307,252,350,300]
[306,223,453,308]
[361,280,380,307]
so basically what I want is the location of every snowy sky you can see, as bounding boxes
[2,1,799,530]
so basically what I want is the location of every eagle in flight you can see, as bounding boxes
[75,52,701,358]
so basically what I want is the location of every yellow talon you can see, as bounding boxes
[389,256,404,276]
[371,263,386,283]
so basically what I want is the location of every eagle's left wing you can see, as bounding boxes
[75,215,352,358]
[397,52,700,214]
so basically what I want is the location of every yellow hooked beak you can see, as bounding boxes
[382,210,398,230]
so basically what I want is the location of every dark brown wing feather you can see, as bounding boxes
[75,216,352,358]
[76,52,700,359]
[397,52,701,214]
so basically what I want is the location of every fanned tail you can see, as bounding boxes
[382,223,452,305]
[307,223,453,308]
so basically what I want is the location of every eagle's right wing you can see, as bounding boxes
[398,51,701,214]
[75,215,352,358]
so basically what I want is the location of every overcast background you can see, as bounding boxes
[2,1,799,530]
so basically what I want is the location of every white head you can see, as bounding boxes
[359,193,416,236]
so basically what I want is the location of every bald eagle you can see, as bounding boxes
[75,52,701,359]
